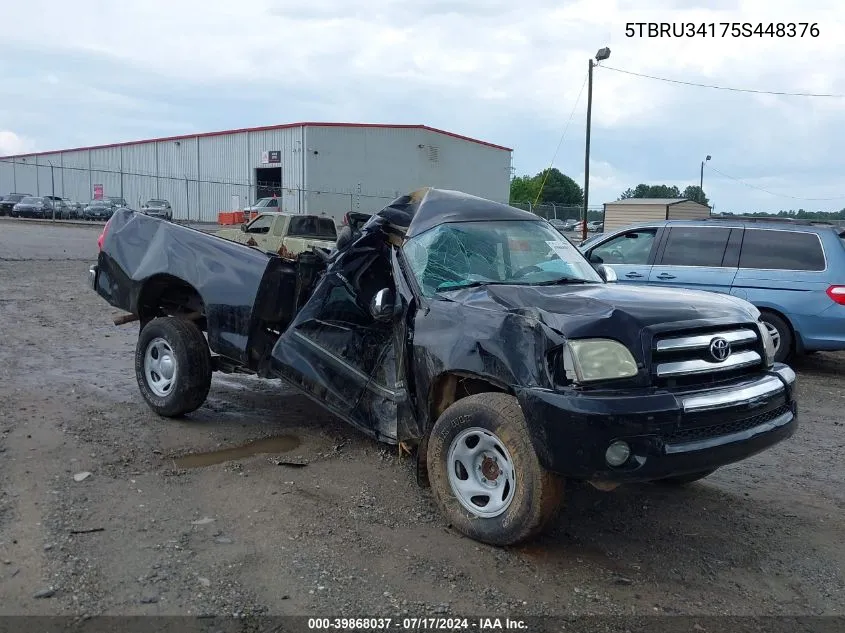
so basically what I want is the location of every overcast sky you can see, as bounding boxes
[1,0,844,213]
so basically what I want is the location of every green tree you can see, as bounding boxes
[509,175,541,204]
[618,183,681,199]
[510,168,583,206]
[535,168,584,206]
[682,185,709,206]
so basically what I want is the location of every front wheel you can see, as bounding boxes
[760,311,792,363]
[135,317,212,417]
[426,392,564,546]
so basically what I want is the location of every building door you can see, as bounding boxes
[254,167,282,203]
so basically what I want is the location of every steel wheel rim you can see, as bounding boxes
[446,426,516,518]
[144,337,177,397]
[764,322,781,355]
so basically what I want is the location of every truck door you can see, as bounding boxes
[269,242,411,444]
[241,213,277,250]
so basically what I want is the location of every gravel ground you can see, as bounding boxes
[1,219,844,618]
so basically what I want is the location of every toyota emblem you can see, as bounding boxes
[709,337,731,362]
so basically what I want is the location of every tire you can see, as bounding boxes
[655,468,717,486]
[426,392,565,546]
[759,311,792,363]
[134,317,212,417]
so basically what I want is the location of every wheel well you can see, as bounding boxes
[758,306,798,351]
[429,372,512,429]
[137,275,206,330]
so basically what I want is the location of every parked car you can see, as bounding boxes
[90,188,796,547]
[62,199,83,219]
[579,217,845,363]
[107,196,128,208]
[587,221,604,232]
[578,233,604,249]
[244,197,280,213]
[0,193,31,216]
[83,199,117,220]
[12,196,56,218]
[140,199,172,221]
[549,218,567,232]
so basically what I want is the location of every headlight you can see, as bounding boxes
[758,321,775,367]
[563,338,639,383]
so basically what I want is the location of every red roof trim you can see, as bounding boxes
[0,122,512,158]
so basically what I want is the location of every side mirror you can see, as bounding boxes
[370,288,395,322]
[597,264,617,283]
[240,223,247,232]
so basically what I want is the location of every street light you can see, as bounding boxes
[700,155,711,191]
[583,46,610,242]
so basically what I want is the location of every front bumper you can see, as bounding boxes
[519,364,797,482]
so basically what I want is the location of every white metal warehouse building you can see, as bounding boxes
[0,122,513,224]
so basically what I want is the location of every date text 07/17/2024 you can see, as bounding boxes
[625,22,819,38]
[307,618,528,631]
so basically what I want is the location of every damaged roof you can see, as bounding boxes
[377,188,542,238]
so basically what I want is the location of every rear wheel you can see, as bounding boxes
[759,311,792,363]
[135,317,212,417]
[426,392,564,546]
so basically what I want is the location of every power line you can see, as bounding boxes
[533,72,589,206]
[708,164,845,201]
[601,65,845,98]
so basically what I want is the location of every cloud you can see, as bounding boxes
[1,0,844,211]
[0,131,35,156]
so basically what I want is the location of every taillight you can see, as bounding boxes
[97,217,112,251]
[826,285,845,305]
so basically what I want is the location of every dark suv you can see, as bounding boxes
[0,193,31,216]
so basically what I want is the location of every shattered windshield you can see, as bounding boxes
[403,220,603,297]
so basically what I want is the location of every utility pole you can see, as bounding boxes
[700,154,711,192]
[583,46,610,243]
[49,160,56,222]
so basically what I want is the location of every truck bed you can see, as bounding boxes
[93,209,323,370]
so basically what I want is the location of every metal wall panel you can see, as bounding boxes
[35,153,63,198]
[198,132,250,222]
[121,143,158,208]
[667,201,711,220]
[0,159,14,194]
[418,129,512,204]
[61,150,92,202]
[88,147,123,201]
[603,204,667,233]
[304,126,512,225]
[2,158,38,195]
[248,126,303,213]
[156,137,199,221]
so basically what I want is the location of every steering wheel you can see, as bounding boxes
[511,265,543,279]
[609,248,625,263]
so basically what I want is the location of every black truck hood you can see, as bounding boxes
[437,282,759,339]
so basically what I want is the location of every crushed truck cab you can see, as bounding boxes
[90,188,797,547]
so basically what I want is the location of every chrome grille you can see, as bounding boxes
[652,326,763,387]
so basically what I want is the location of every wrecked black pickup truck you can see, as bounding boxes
[90,187,797,546]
